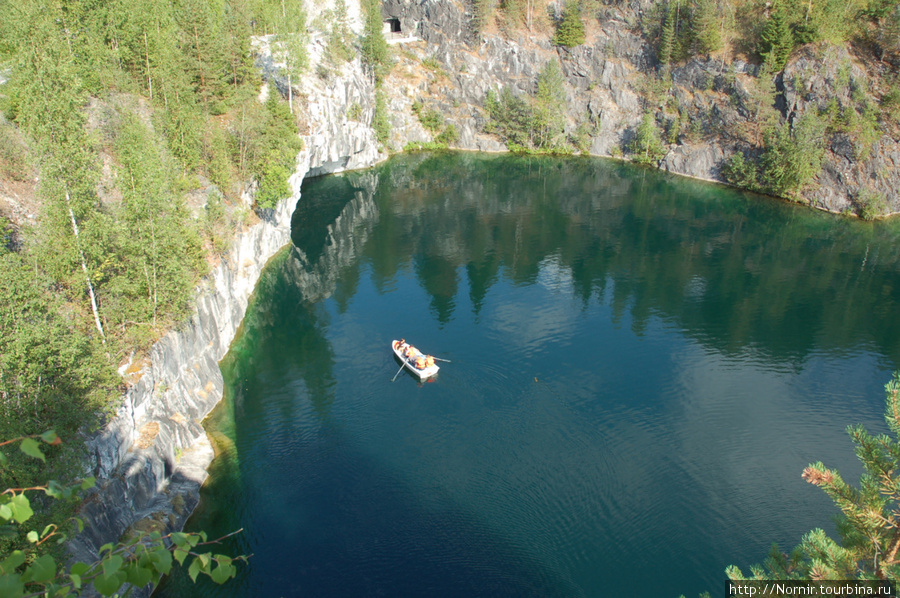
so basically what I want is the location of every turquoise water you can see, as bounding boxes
[157,153,900,597]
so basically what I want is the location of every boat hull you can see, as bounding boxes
[392,340,439,380]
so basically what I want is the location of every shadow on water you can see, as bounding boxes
[159,422,581,597]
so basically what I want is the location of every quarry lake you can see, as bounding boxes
[157,152,900,597]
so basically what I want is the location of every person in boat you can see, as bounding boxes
[415,356,427,369]
[395,338,406,352]
[405,345,418,359]
[425,355,435,368]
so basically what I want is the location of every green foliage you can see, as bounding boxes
[471,0,498,35]
[0,120,33,183]
[417,105,445,132]
[361,0,390,81]
[204,123,234,193]
[435,124,460,146]
[403,140,452,152]
[533,59,567,148]
[106,113,206,332]
[691,0,722,55]
[882,83,900,121]
[0,0,308,556]
[321,0,355,65]
[729,372,900,581]
[484,60,569,152]
[421,57,443,72]
[255,151,293,209]
[347,103,364,122]
[834,101,881,160]
[792,0,863,46]
[651,0,723,65]
[553,0,586,48]
[0,253,116,485]
[759,7,795,71]
[373,89,392,147]
[855,189,889,220]
[723,151,762,191]
[657,3,678,66]
[484,88,535,148]
[572,122,593,154]
[252,86,303,209]
[629,112,667,165]
[760,111,827,197]
[0,433,246,597]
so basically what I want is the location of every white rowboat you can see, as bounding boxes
[391,340,440,380]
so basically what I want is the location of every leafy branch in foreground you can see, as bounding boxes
[0,433,247,597]
[727,371,900,582]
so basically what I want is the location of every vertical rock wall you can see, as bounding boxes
[68,25,382,590]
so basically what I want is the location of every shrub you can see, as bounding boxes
[629,112,666,165]
[373,89,391,146]
[419,107,444,132]
[484,88,533,148]
[347,103,364,122]
[435,124,459,145]
[856,189,889,220]
[759,111,827,197]
[723,151,761,191]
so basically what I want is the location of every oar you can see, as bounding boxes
[391,359,408,382]
[432,357,452,363]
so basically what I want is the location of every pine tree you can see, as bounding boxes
[553,0,586,48]
[692,0,722,56]
[533,59,567,148]
[471,0,497,35]
[729,371,900,581]
[759,6,795,71]
[658,4,677,67]
[629,112,666,165]
[361,0,389,79]
[760,110,826,197]
[111,113,205,331]
[274,2,308,115]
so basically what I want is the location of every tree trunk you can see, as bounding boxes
[144,31,153,99]
[65,190,105,341]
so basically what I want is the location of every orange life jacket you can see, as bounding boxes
[425,356,435,367]
[416,357,426,369]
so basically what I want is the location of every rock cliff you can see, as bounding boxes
[380,0,899,215]
[68,16,383,593]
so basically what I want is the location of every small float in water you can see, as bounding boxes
[391,339,440,380]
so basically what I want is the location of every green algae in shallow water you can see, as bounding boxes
[158,153,900,598]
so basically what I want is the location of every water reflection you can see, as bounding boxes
[320,152,900,365]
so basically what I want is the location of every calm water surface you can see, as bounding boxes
[158,153,900,597]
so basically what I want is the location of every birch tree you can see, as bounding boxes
[5,0,109,340]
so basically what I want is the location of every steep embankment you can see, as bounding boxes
[379,0,900,216]
[67,32,382,577]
